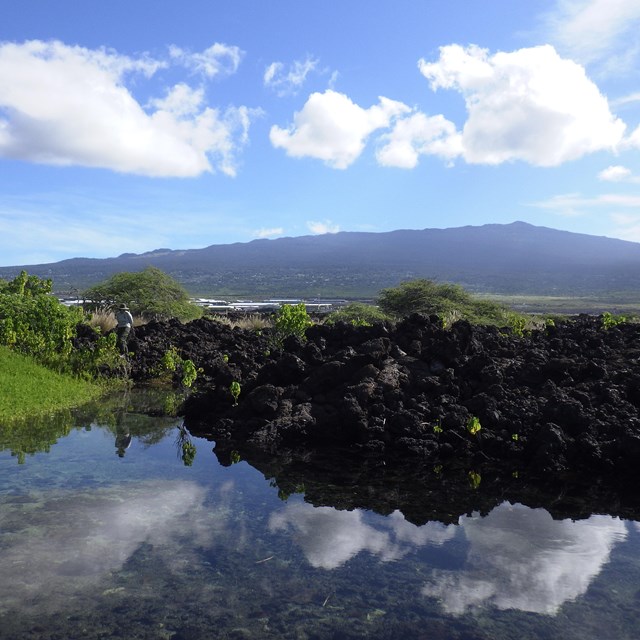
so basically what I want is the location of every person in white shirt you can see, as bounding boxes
[115,303,134,354]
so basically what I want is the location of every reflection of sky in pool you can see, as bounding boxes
[2,410,640,639]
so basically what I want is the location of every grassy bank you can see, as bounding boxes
[0,346,104,421]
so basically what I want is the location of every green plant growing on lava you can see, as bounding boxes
[506,312,527,337]
[157,345,199,388]
[274,303,312,345]
[230,381,241,406]
[601,311,626,329]
[181,359,199,388]
[466,415,481,435]
[468,471,482,489]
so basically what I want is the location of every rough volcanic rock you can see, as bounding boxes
[121,313,640,483]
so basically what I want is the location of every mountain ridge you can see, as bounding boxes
[2,221,640,298]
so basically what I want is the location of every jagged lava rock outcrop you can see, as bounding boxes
[128,314,640,480]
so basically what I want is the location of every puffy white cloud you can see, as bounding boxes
[543,0,640,68]
[0,40,255,177]
[376,112,462,168]
[264,56,319,96]
[169,42,243,78]
[307,219,340,234]
[270,90,411,168]
[418,44,626,167]
[268,502,456,569]
[422,502,627,615]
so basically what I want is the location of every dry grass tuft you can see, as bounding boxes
[87,307,117,333]
[208,313,273,331]
[86,306,147,332]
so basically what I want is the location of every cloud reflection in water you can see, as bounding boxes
[268,500,628,616]
[0,480,231,614]
[268,502,456,569]
[422,502,628,615]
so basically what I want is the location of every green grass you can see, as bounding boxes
[476,293,640,316]
[0,346,103,421]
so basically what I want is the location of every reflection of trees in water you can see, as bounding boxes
[0,410,76,464]
[1,388,184,463]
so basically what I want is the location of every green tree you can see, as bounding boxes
[83,267,202,321]
[377,278,512,325]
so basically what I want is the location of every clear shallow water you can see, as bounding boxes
[2,400,640,639]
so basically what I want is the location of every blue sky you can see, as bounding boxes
[1,0,640,266]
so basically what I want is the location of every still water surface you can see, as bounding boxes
[1,397,640,639]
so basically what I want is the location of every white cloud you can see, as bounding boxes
[534,192,640,212]
[376,112,462,168]
[598,165,640,183]
[148,82,205,117]
[418,44,626,167]
[270,90,411,168]
[627,124,640,150]
[253,227,284,238]
[268,503,456,569]
[530,191,640,235]
[609,213,640,242]
[422,502,627,615]
[264,56,319,96]
[611,92,640,108]
[0,40,255,177]
[542,0,640,69]
[169,42,243,78]
[307,219,340,234]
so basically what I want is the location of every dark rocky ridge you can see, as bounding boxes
[124,313,640,519]
[4,221,640,297]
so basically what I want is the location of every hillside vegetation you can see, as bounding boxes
[2,222,640,301]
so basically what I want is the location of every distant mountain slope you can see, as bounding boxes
[2,221,640,297]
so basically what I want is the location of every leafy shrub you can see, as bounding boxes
[0,271,83,368]
[601,311,626,329]
[274,303,312,343]
[68,331,124,379]
[157,345,199,388]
